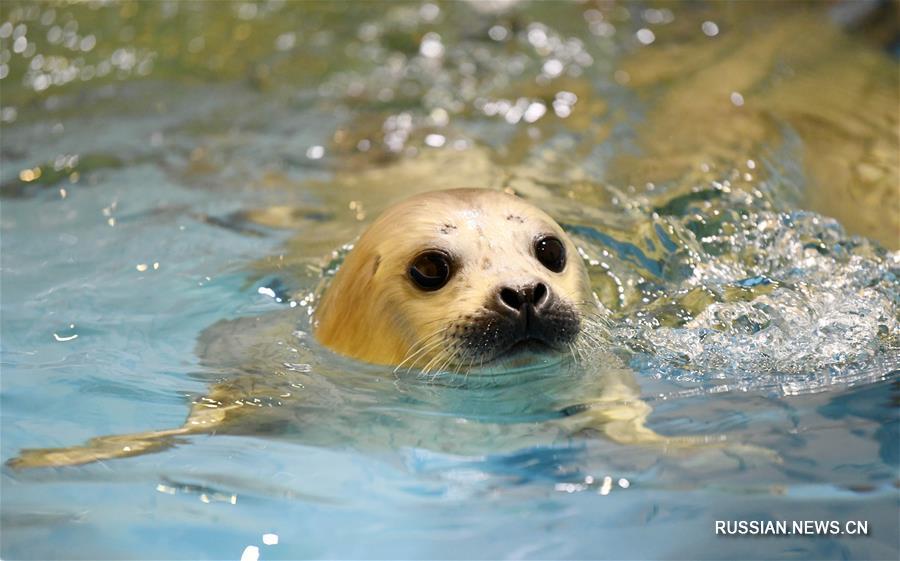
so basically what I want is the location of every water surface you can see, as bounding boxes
[1,2,898,560]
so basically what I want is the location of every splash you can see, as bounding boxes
[581,180,899,397]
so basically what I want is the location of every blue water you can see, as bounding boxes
[2,2,899,560]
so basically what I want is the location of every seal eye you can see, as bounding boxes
[534,236,566,273]
[409,251,453,291]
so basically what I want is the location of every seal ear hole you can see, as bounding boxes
[409,250,453,291]
[534,236,566,273]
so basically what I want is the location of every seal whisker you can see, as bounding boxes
[460,355,478,383]
[399,333,443,367]
[449,354,467,385]
[430,350,459,383]
[418,352,442,379]
[434,353,457,380]
[573,305,614,326]
[576,329,607,350]
[417,317,455,330]
[567,342,580,366]
[394,327,450,374]
[580,313,613,334]
[573,336,590,360]
[419,348,452,381]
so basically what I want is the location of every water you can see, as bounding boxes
[1,1,898,559]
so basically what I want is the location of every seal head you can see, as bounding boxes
[314,189,596,371]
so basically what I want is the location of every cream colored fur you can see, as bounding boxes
[314,189,592,366]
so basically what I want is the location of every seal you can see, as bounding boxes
[314,188,597,371]
[9,189,765,469]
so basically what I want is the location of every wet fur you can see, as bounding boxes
[315,189,594,369]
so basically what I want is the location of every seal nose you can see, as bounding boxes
[498,282,549,314]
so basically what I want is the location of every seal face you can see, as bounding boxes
[314,188,597,372]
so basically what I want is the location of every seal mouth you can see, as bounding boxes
[448,303,581,368]
[476,336,560,367]
[501,337,554,357]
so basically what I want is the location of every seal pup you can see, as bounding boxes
[7,189,698,468]
[315,188,597,371]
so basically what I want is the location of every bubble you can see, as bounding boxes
[32,73,50,91]
[555,91,577,105]
[523,101,546,123]
[47,25,61,43]
[542,59,563,77]
[642,9,665,24]
[429,107,449,126]
[275,32,295,51]
[636,28,655,45]
[40,9,55,26]
[419,3,440,22]
[79,34,95,51]
[488,25,508,41]
[424,133,445,147]
[590,21,615,37]
[702,21,720,37]
[552,100,571,118]
[419,32,444,58]
[527,25,548,49]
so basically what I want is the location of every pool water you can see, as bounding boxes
[1,1,898,559]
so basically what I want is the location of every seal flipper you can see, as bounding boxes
[564,400,780,464]
[560,376,667,445]
[558,369,780,462]
[6,387,249,469]
[7,427,192,469]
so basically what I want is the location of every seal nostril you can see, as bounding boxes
[499,287,523,311]
[533,282,548,306]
